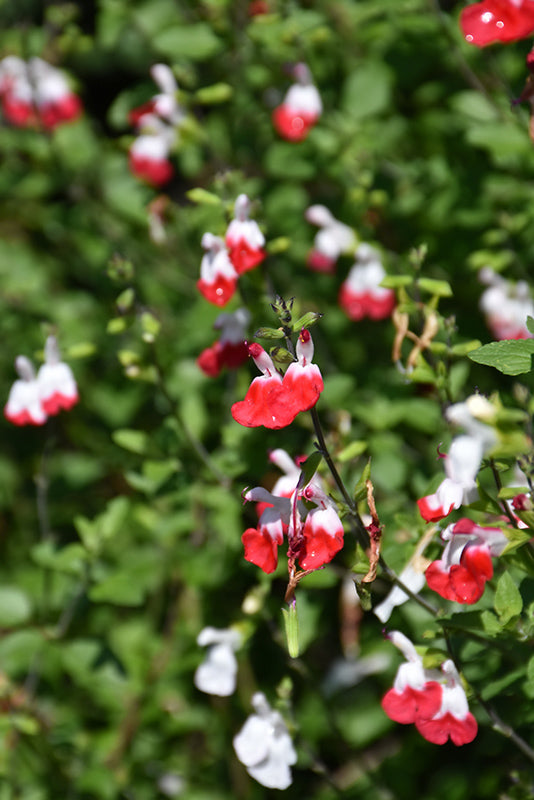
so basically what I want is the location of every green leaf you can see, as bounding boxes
[186,187,222,206]
[0,588,32,628]
[292,312,323,332]
[282,604,299,659]
[194,83,233,104]
[494,572,522,624]
[528,316,534,335]
[468,339,534,375]
[298,452,323,489]
[254,326,285,339]
[341,61,393,120]
[112,429,150,455]
[380,274,413,289]
[417,277,452,297]
[338,441,367,462]
[153,23,223,60]
[354,459,372,504]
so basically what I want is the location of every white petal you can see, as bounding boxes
[233,715,270,766]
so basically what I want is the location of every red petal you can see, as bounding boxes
[196,275,237,307]
[231,376,295,429]
[219,341,250,370]
[128,100,157,126]
[425,561,458,601]
[417,495,452,523]
[382,682,443,724]
[338,285,367,321]
[366,292,396,320]
[307,250,336,273]
[460,0,534,46]
[461,544,493,582]
[129,153,174,186]
[242,527,279,573]
[41,391,79,416]
[282,363,324,415]
[416,711,478,746]
[299,516,343,570]
[228,240,266,274]
[272,104,316,141]
[448,563,486,604]
[197,344,223,377]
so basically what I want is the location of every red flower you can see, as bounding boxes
[415,661,478,746]
[338,244,395,322]
[197,234,238,308]
[381,631,443,725]
[272,63,322,142]
[460,0,534,46]
[225,194,266,275]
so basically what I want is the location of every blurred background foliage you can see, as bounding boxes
[0,0,534,798]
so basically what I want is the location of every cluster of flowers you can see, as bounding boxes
[194,629,296,788]
[198,194,266,307]
[4,337,78,426]
[128,64,183,186]
[306,206,396,322]
[479,267,534,340]
[382,631,478,746]
[0,56,81,129]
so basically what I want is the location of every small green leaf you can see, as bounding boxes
[116,287,135,313]
[494,572,522,623]
[112,429,150,455]
[194,82,233,104]
[298,452,323,489]
[255,327,285,340]
[380,275,413,289]
[270,346,294,365]
[267,236,291,254]
[451,340,482,356]
[527,316,534,335]
[140,311,161,343]
[65,342,96,359]
[338,440,367,462]
[292,312,323,332]
[107,317,128,335]
[282,603,299,658]
[480,609,501,636]
[468,340,534,376]
[186,187,222,205]
[0,588,32,628]
[417,277,452,297]
[354,458,371,504]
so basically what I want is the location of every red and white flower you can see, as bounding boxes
[0,56,81,129]
[305,205,356,273]
[197,308,250,377]
[417,435,484,522]
[272,63,322,142]
[128,115,175,186]
[241,465,343,574]
[479,268,534,340]
[4,356,47,426]
[460,0,534,47]
[339,244,395,321]
[425,518,508,604]
[225,194,266,275]
[37,336,79,415]
[382,631,443,725]
[415,660,478,746]
[197,233,238,307]
[231,330,323,429]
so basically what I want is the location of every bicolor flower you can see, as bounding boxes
[37,336,79,415]
[241,467,343,574]
[338,244,395,321]
[231,331,323,429]
[225,194,266,274]
[418,397,497,523]
[415,660,478,746]
[479,268,534,340]
[272,63,322,142]
[128,115,175,186]
[197,308,250,377]
[460,0,534,47]
[374,561,428,624]
[305,205,356,273]
[197,233,238,307]
[194,627,242,697]
[381,631,443,725]
[233,692,297,790]
[0,56,81,129]
[425,518,508,604]
[4,356,47,426]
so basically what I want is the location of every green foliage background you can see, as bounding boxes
[0,0,534,798]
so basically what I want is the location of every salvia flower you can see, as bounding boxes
[241,465,343,574]
[197,233,238,307]
[460,0,534,47]
[231,331,323,429]
[338,244,395,321]
[305,205,356,273]
[197,308,250,377]
[0,56,81,129]
[225,194,266,275]
[233,692,297,789]
[272,63,322,142]
[479,268,534,340]
[194,627,242,697]
[129,64,182,186]
[425,518,508,604]
[4,337,78,426]
[415,660,478,746]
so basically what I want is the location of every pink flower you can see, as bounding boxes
[241,469,343,574]
[305,205,356,274]
[37,336,79,415]
[197,233,238,307]
[272,63,322,142]
[460,0,534,47]
[225,194,266,275]
[197,308,250,377]
[338,244,395,321]
[231,331,323,429]
[381,631,443,725]
[4,356,47,426]
[415,660,478,746]
[425,518,508,604]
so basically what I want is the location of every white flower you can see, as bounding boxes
[233,692,297,790]
[194,627,241,697]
